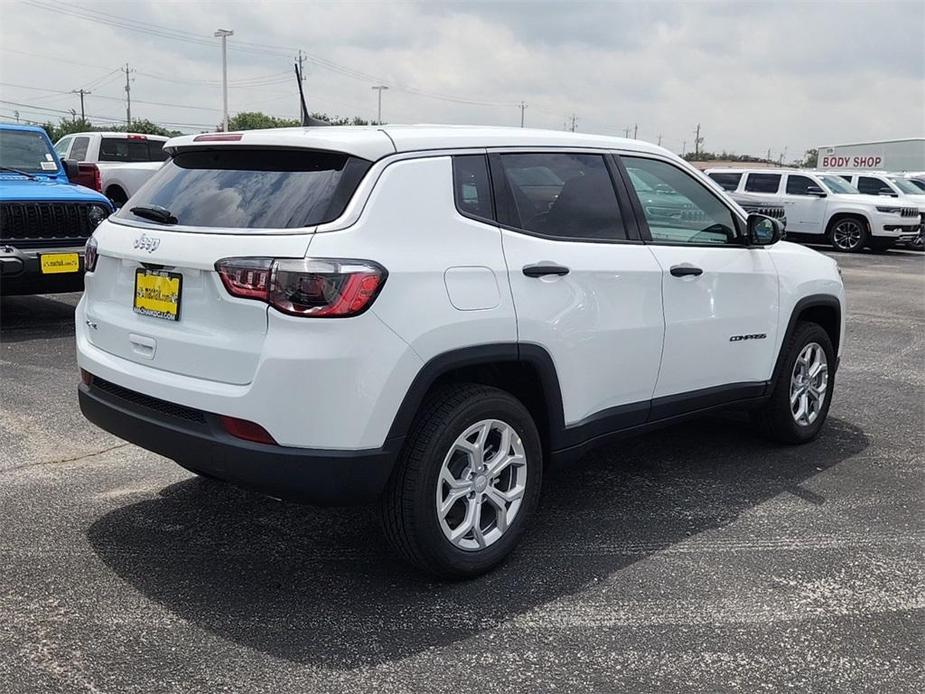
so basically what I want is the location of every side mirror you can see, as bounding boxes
[62,159,79,182]
[878,190,897,197]
[746,213,783,246]
[806,185,827,197]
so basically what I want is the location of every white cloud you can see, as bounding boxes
[0,0,922,157]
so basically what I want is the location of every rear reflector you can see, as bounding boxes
[219,415,277,445]
[194,133,243,142]
[80,368,93,386]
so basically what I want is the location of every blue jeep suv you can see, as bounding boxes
[1,123,113,295]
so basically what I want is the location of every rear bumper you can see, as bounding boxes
[78,378,401,505]
[0,244,85,294]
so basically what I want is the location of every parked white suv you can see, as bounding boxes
[825,171,925,250]
[706,167,921,251]
[54,132,169,207]
[77,126,845,577]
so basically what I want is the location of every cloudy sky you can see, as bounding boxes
[1,0,922,158]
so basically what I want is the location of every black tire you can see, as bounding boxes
[753,322,835,444]
[827,215,869,253]
[106,186,128,209]
[380,383,543,579]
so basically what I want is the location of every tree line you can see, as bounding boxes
[37,111,375,143]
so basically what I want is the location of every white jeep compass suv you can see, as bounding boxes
[77,126,845,578]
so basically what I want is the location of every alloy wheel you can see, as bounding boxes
[790,342,828,426]
[436,419,527,551]
[832,220,864,251]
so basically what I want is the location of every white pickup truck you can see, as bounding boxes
[54,132,169,207]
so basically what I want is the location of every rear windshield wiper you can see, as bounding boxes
[0,165,37,180]
[130,205,178,225]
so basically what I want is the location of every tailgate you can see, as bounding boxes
[83,220,312,385]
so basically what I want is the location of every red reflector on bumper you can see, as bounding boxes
[219,415,277,445]
[80,368,93,386]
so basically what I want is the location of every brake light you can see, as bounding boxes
[127,134,148,141]
[219,415,277,444]
[194,133,243,142]
[215,257,387,318]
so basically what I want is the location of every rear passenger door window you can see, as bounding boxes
[744,173,781,194]
[494,152,627,241]
[622,156,739,245]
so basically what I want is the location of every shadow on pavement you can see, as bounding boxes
[87,415,868,669]
[0,293,79,343]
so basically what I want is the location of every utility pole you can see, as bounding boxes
[71,88,91,121]
[214,29,234,131]
[69,108,77,123]
[682,140,687,156]
[13,110,19,123]
[693,122,703,157]
[657,133,662,146]
[371,85,389,124]
[518,101,527,128]
[297,50,307,118]
[122,63,134,127]
[568,114,577,132]
[622,126,631,138]
[633,123,638,139]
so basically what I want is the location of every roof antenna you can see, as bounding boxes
[295,58,330,127]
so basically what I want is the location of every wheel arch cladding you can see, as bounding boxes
[772,294,842,384]
[385,343,567,456]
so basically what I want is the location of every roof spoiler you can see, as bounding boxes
[296,60,330,127]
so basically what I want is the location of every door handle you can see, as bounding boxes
[523,264,570,278]
[669,264,703,278]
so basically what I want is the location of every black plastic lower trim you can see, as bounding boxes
[0,245,86,295]
[79,381,401,506]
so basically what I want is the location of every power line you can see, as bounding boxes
[22,0,519,109]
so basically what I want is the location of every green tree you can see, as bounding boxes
[226,111,373,130]
[801,148,818,168]
[39,117,181,143]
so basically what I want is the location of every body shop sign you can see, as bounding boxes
[819,148,883,169]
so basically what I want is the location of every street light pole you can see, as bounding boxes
[214,28,234,131]
[371,85,388,124]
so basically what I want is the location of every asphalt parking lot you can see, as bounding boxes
[1,248,922,693]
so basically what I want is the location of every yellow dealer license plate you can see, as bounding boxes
[40,253,80,274]
[133,269,182,321]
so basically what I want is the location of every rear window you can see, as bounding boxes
[707,172,742,191]
[117,148,371,229]
[99,137,168,162]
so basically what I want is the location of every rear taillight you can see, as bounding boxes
[85,236,98,272]
[77,162,102,192]
[215,257,387,318]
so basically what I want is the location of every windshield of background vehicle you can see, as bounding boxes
[889,177,922,195]
[819,175,858,195]
[0,130,59,173]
